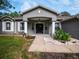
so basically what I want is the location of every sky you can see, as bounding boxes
[7,0,79,15]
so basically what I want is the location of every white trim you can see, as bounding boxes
[24,21,27,33]
[11,22,14,31]
[2,21,14,32]
[18,22,20,32]
[2,21,5,32]
[35,22,45,34]
[20,21,24,32]
[14,21,16,33]
[60,23,62,29]
[18,21,24,32]
[52,21,55,34]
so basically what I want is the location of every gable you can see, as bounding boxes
[23,7,58,21]
[22,6,58,16]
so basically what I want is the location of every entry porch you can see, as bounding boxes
[25,17,56,35]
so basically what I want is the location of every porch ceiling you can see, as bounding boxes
[28,17,51,21]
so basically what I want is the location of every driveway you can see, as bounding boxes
[28,34,79,53]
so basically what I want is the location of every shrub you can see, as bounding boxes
[53,29,71,42]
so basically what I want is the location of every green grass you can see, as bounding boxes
[0,36,29,59]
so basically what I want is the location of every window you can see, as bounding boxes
[20,22,24,30]
[45,26,47,30]
[32,23,34,30]
[55,23,60,29]
[6,22,11,30]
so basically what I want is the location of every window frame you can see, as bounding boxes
[6,22,11,30]
[55,22,61,29]
[20,22,24,31]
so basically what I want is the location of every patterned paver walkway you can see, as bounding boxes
[28,34,79,53]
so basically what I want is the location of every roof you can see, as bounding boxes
[14,17,23,20]
[21,5,59,16]
[57,15,79,22]
[57,15,73,21]
[0,15,23,21]
[0,15,14,21]
[75,15,79,19]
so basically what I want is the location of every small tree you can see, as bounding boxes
[61,11,71,16]
[75,13,79,16]
[9,11,21,17]
[1,11,20,17]
[0,0,14,10]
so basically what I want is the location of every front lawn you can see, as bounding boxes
[1,36,78,59]
[0,36,33,59]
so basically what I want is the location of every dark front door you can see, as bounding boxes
[36,23,43,33]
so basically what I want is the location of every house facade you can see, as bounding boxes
[0,6,59,35]
[0,5,79,39]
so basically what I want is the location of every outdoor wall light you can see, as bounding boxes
[38,10,41,13]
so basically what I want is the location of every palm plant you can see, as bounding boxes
[54,29,71,42]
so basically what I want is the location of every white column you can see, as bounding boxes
[24,21,27,34]
[59,23,62,29]
[2,21,5,32]
[18,22,20,32]
[14,21,16,33]
[52,21,55,35]
[11,22,14,32]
